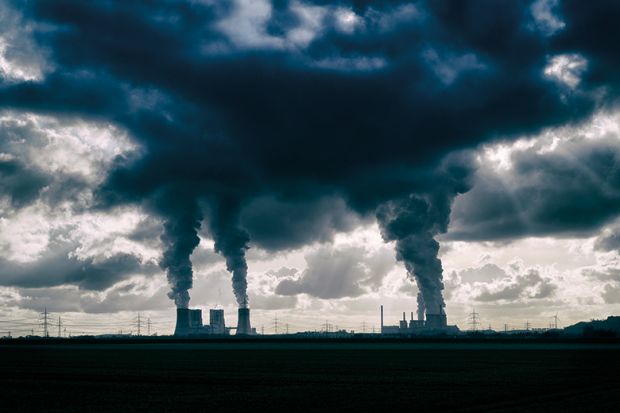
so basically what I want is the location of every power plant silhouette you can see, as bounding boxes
[173,303,457,336]
[380,305,458,334]
[174,304,255,336]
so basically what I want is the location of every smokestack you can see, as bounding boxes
[380,305,384,333]
[174,308,191,336]
[236,307,252,335]
[403,312,406,321]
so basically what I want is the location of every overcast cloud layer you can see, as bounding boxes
[1,0,620,332]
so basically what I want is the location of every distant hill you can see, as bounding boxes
[564,316,620,338]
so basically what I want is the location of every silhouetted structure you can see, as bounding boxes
[174,308,230,336]
[379,306,457,335]
[236,307,252,335]
[174,308,191,336]
[209,309,226,334]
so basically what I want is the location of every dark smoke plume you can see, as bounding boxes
[377,157,474,315]
[417,292,425,320]
[377,195,446,314]
[157,196,202,308]
[208,200,250,307]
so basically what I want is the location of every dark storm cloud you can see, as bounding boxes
[475,269,557,302]
[2,0,620,306]
[0,112,115,211]
[0,157,49,208]
[594,227,620,253]
[554,0,620,95]
[239,196,362,251]
[11,284,171,313]
[0,245,157,291]
[451,135,620,241]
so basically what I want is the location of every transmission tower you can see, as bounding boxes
[147,317,152,336]
[137,313,141,336]
[57,316,62,337]
[468,308,480,331]
[273,315,279,334]
[42,307,49,337]
[323,320,332,333]
[551,314,560,329]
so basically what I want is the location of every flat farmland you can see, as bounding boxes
[1,341,619,412]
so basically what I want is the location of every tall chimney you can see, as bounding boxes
[174,308,191,336]
[236,307,252,335]
[380,305,384,334]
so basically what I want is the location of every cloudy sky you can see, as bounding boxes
[1,0,620,335]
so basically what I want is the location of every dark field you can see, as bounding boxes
[1,342,619,412]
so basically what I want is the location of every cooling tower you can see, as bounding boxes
[210,309,226,334]
[174,308,191,336]
[236,307,252,335]
[425,312,447,329]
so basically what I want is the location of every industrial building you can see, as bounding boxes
[380,305,459,335]
[173,308,230,336]
[174,307,256,336]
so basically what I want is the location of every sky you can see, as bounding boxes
[1,0,620,336]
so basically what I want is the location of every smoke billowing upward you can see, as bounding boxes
[158,198,202,308]
[417,292,425,321]
[208,200,250,307]
[377,195,446,314]
[377,157,474,315]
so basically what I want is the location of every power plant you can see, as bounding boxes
[173,303,455,336]
[380,305,458,335]
[174,306,256,336]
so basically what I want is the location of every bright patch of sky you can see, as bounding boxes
[544,53,588,89]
